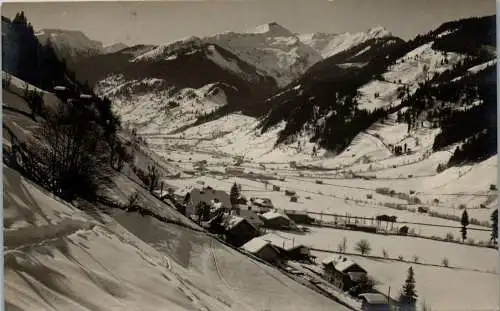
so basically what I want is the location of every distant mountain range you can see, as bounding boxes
[4,15,496,166]
[35,28,128,62]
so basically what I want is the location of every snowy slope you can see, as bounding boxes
[356,42,466,112]
[298,26,393,59]
[4,164,352,311]
[205,22,322,87]
[98,78,229,135]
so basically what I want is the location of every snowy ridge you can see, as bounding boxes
[205,22,322,87]
[298,26,393,59]
[131,36,203,62]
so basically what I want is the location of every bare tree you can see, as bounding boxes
[337,237,348,253]
[34,100,112,201]
[355,239,372,256]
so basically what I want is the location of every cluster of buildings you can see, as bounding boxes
[171,185,390,311]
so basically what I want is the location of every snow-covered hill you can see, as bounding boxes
[297,26,393,59]
[4,163,352,311]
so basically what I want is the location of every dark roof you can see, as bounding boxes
[239,209,264,226]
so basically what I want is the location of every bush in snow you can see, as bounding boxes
[127,192,140,210]
[436,163,446,173]
[442,257,449,267]
[398,255,404,261]
[382,249,389,258]
[445,232,454,241]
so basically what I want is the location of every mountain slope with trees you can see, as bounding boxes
[259,15,496,163]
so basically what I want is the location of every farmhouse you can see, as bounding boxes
[260,211,295,229]
[241,237,283,265]
[321,255,367,291]
[223,215,259,247]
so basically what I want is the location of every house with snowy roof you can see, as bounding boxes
[234,207,264,229]
[259,211,296,230]
[241,237,283,265]
[259,233,313,262]
[321,255,367,291]
[223,215,259,247]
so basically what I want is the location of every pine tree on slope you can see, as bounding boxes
[399,266,418,311]
[491,209,498,244]
[230,182,240,206]
[461,209,469,242]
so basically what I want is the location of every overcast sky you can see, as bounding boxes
[1,0,496,47]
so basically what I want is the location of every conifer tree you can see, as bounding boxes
[399,266,418,311]
[461,209,469,242]
[491,209,498,244]
[230,182,240,205]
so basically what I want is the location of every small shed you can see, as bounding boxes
[358,293,390,311]
[241,237,283,265]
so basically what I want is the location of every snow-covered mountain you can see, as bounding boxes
[258,15,496,165]
[73,37,278,135]
[204,22,323,87]
[297,26,393,59]
[35,28,128,62]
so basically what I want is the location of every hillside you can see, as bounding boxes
[259,15,496,160]
[74,38,278,124]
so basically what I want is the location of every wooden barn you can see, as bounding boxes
[241,237,283,265]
